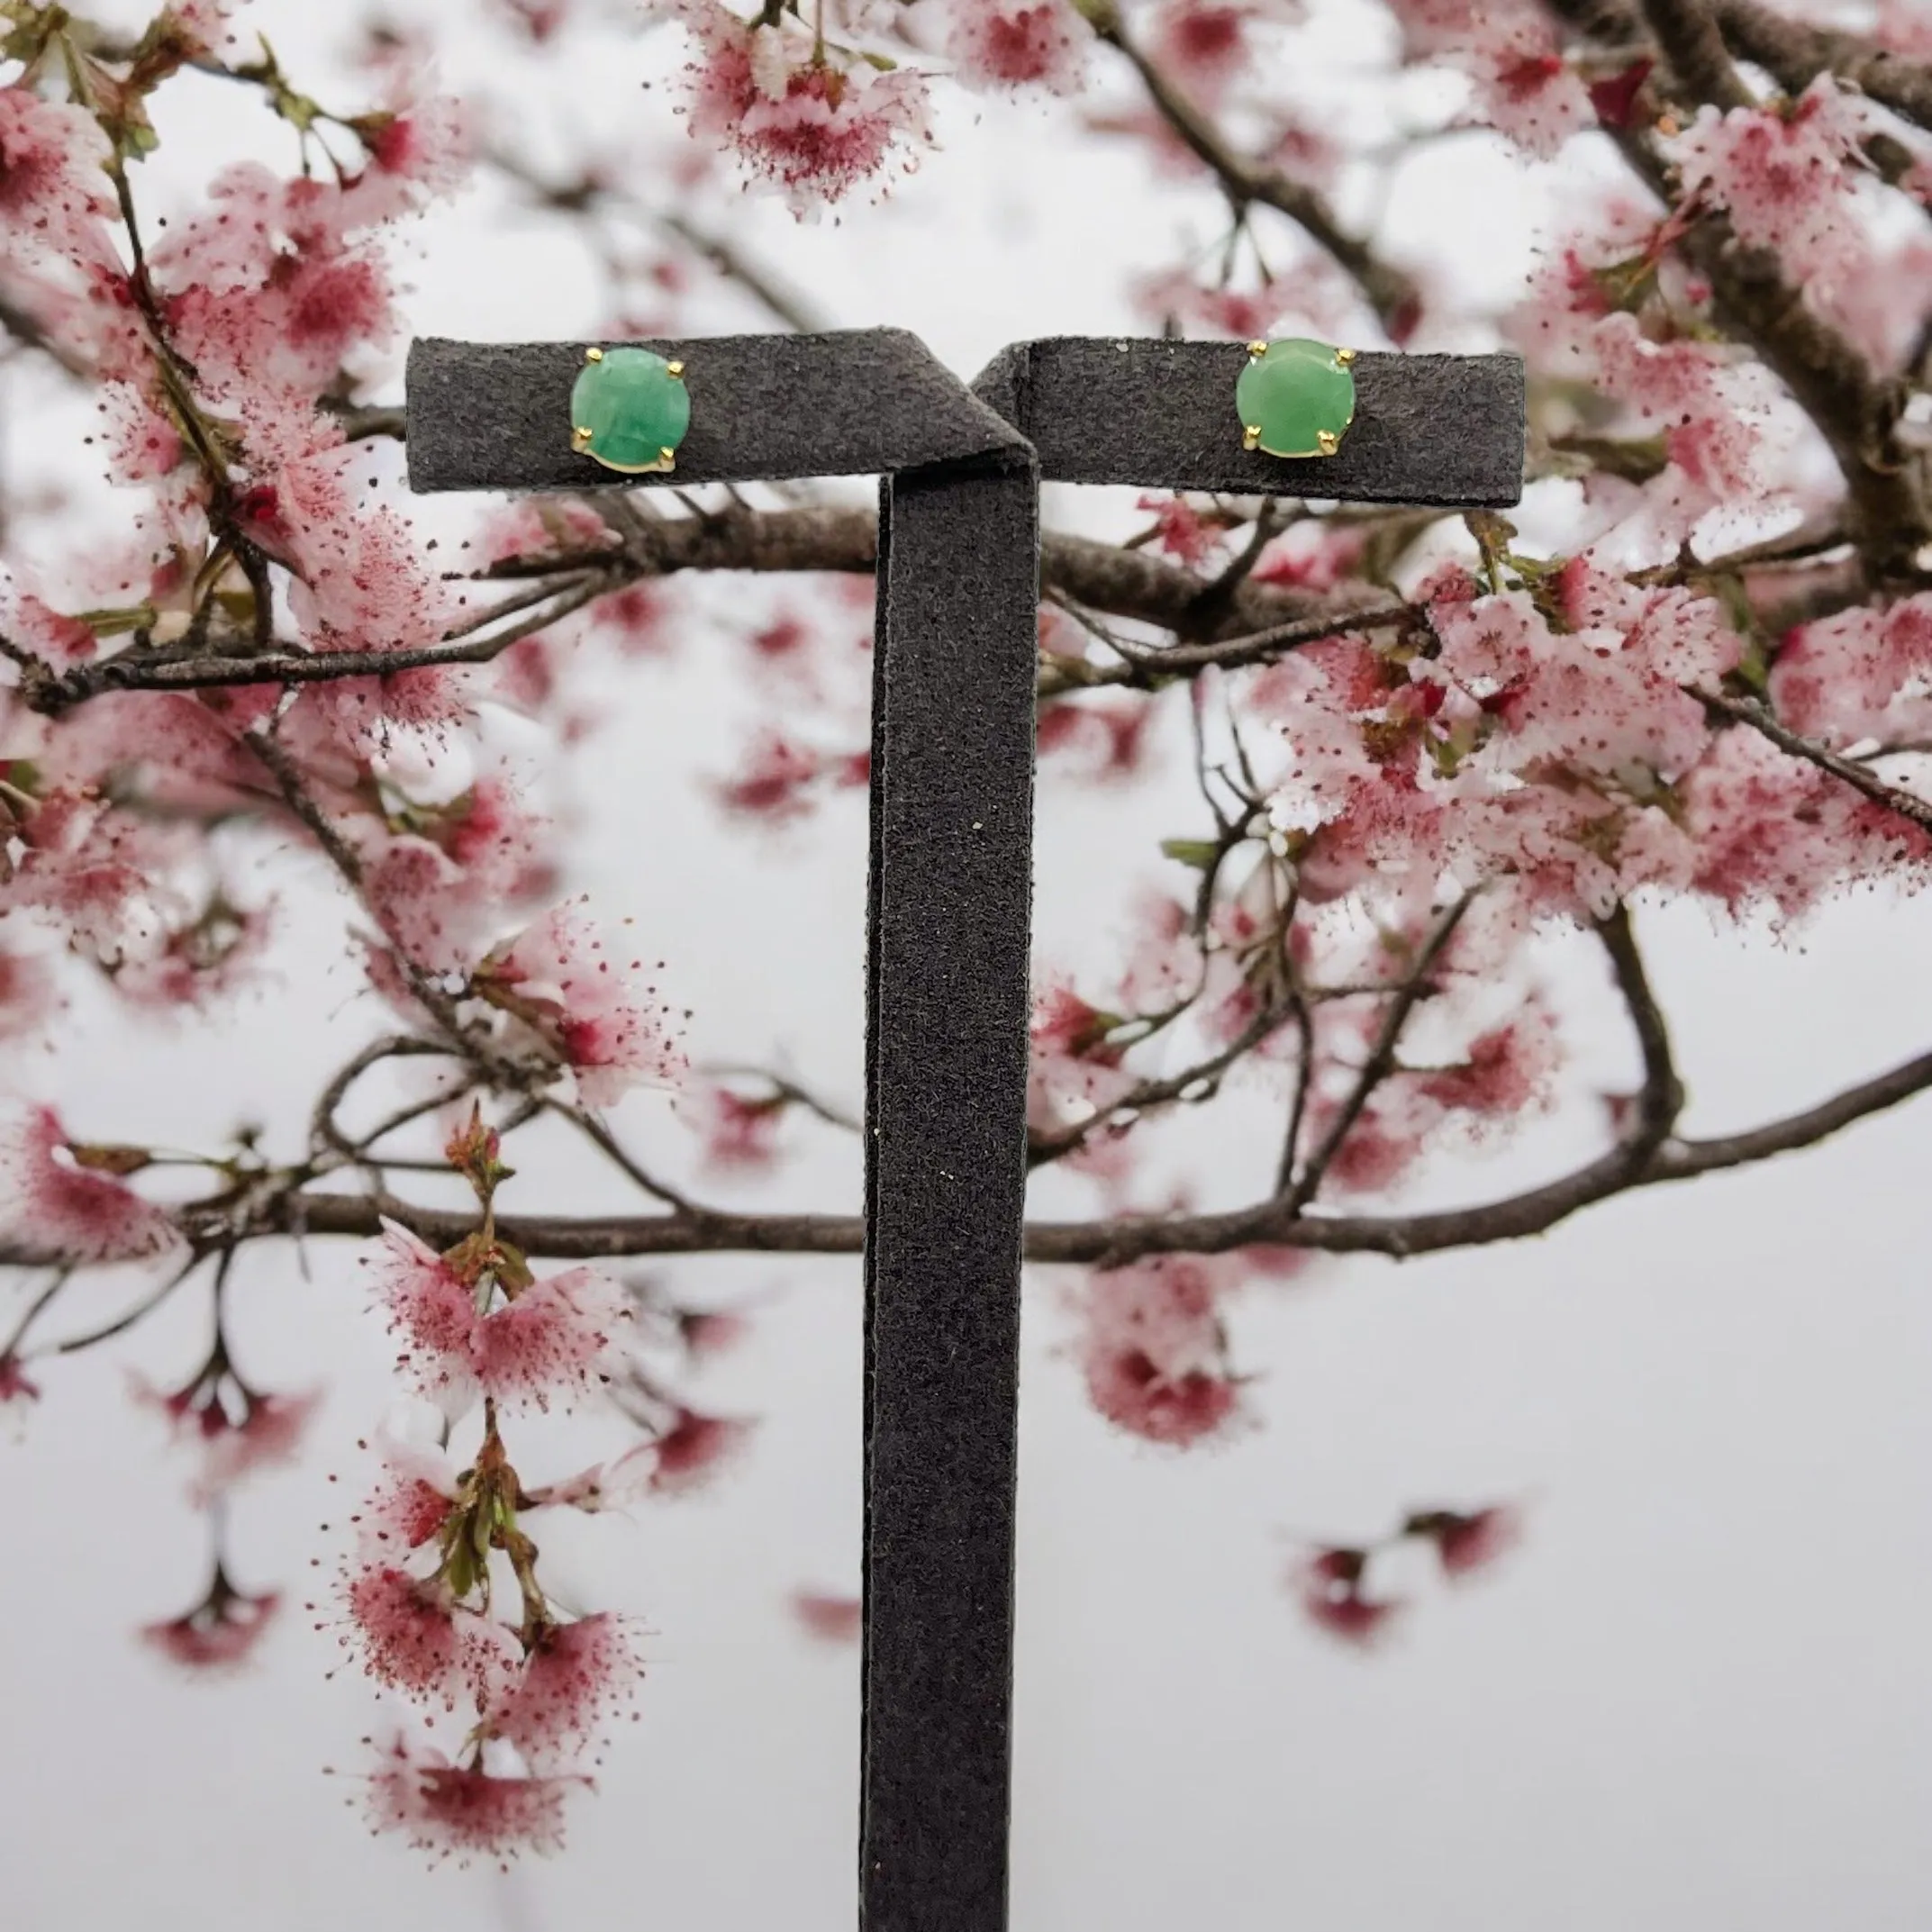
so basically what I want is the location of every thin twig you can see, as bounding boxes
[1082,0,1418,331]
[1282,897,1473,1213]
[1701,688,1932,837]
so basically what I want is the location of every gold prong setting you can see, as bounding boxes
[1234,336,1358,462]
[569,345,692,476]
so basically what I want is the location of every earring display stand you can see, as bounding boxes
[407,327,1524,1932]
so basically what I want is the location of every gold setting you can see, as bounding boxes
[572,346,686,473]
[1237,338,1357,460]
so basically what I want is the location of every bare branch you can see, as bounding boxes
[1594,900,1687,1155]
[22,575,611,712]
[1283,896,1472,1211]
[654,209,832,337]
[1080,0,1418,331]
[1716,0,1932,133]
[1642,0,1755,109]
[1027,999,1297,1166]
[26,1020,1905,1277]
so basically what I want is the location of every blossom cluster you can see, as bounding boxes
[322,1134,656,1861]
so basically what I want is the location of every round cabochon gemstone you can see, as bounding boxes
[1235,338,1356,459]
[571,346,691,474]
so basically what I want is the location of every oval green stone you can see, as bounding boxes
[1235,338,1356,459]
[571,347,691,474]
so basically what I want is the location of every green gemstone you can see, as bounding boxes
[1235,337,1356,459]
[570,347,691,475]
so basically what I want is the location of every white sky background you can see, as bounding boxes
[3,1,1929,1927]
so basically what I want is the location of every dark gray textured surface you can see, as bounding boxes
[975,337,1524,503]
[408,331,1526,508]
[406,331,1023,491]
[862,456,1036,1932]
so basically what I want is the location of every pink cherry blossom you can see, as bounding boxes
[1134,493,1223,567]
[1073,1256,1244,1447]
[197,1391,320,1499]
[1412,1011,1561,1127]
[0,1354,41,1407]
[1036,696,1156,782]
[479,1269,638,1410]
[359,775,550,975]
[714,730,867,821]
[352,89,476,211]
[0,1106,181,1264]
[341,1564,521,1710]
[132,1370,319,1499]
[521,1442,657,1514]
[792,1591,863,1643]
[0,788,182,965]
[1407,1505,1521,1579]
[362,836,481,974]
[142,1576,279,1673]
[677,1307,750,1356]
[1295,1570,1403,1647]
[681,1082,787,1170]
[1674,77,1877,295]
[362,1730,588,1863]
[3,590,95,668]
[667,2,934,211]
[1253,521,1368,593]
[491,1613,647,1769]
[649,1405,757,1494]
[113,895,276,1013]
[0,87,121,274]
[945,0,1088,94]
[1769,594,1932,751]
[481,497,619,569]
[478,900,685,1109]
[1466,33,1593,159]
[367,1220,634,1415]
[169,1,245,57]
[1028,980,1136,1134]
[1147,0,1262,107]
[1383,0,1589,156]
[1683,727,1932,923]
[347,1441,459,1557]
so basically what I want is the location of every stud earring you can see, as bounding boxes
[570,344,689,476]
[1236,338,1356,459]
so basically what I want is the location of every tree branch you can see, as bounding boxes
[1716,0,1932,133]
[9,508,1368,714]
[1642,0,1754,110]
[17,1026,1903,1276]
[1080,0,1418,332]
[1701,688,1932,837]
[1282,895,1473,1211]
